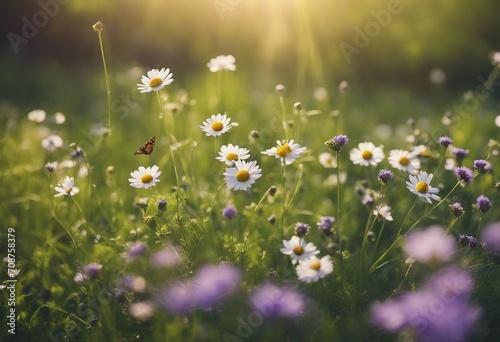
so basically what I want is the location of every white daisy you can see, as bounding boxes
[373,205,393,221]
[296,255,334,283]
[388,149,420,174]
[411,144,431,158]
[200,113,234,137]
[137,68,174,93]
[129,165,161,189]
[216,144,250,165]
[349,142,384,166]
[223,160,262,191]
[54,176,80,197]
[207,55,236,72]
[280,236,320,265]
[319,152,337,168]
[53,112,66,124]
[492,51,500,66]
[42,135,63,152]
[406,171,441,204]
[27,109,46,122]
[262,140,307,166]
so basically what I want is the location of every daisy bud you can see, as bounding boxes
[106,166,115,174]
[338,81,349,94]
[92,21,103,32]
[275,84,285,93]
[294,102,303,111]
[268,215,276,225]
[268,186,277,196]
[249,130,260,140]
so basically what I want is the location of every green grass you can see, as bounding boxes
[1,48,499,341]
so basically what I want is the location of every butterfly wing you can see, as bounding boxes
[134,136,156,155]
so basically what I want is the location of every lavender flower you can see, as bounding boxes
[371,267,480,342]
[150,246,182,268]
[294,222,310,237]
[454,167,474,183]
[317,216,335,236]
[449,202,464,217]
[222,205,237,219]
[458,234,478,248]
[128,242,147,260]
[480,222,500,250]
[377,169,394,184]
[473,159,487,170]
[325,134,349,152]
[159,281,194,315]
[451,147,469,165]
[45,161,58,172]
[84,263,103,279]
[403,226,456,263]
[192,263,241,308]
[71,148,83,159]
[438,136,453,148]
[250,283,305,318]
[474,195,492,213]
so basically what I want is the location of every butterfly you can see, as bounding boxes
[134,136,156,155]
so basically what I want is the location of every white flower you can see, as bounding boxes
[27,109,46,122]
[262,140,307,166]
[53,112,66,124]
[129,165,161,189]
[296,255,334,283]
[54,176,80,197]
[216,144,250,165]
[492,51,500,66]
[388,149,420,174]
[223,160,262,191]
[137,68,173,93]
[349,142,384,166]
[42,135,63,152]
[319,152,337,168]
[411,145,431,157]
[373,205,393,221]
[207,55,236,72]
[129,302,155,322]
[280,236,320,265]
[406,171,441,204]
[200,113,234,137]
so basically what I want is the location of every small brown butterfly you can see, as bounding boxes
[134,136,156,155]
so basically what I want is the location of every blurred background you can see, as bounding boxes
[1,0,500,115]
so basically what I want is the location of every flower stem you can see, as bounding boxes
[279,95,288,140]
[336,152,342,251]
[94,24,112,134]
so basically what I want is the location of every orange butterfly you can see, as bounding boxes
[134,136,156,155]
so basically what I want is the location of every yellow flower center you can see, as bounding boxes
[309,260,321,270]
[420,150,431,157]
[141,174,154,184]
[399,156,410,166]
[236,170,250,182]
[293,246,304,255]
[415,181,429,194]
[276,143,292,158]
[149,77,163,88]
[66,188,72,194]
[226,153,239,161]
[361,150,373,160]
[211,121,224,131]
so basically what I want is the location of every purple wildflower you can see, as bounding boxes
[454,167,474,183]
[403,226,456,263]
[325,134,349,152]
[192,263,242,308]
[371,267,481,342]
[150,246,182,268]
[159,281,194,315]
[128,242,147,260]
[475,195,492,213]
[294,222,310,237]
[250,283,305,318]
[449,202,464,217]
[438,136,453,148]
[317,216,335,236]
[71,148,83,159]
[45,161,58,172]
[84,263,102,279]
[378,169,394,184]
[458,234,477,248]
[451,147,469,165]
[222,205,237,219]
[481,222,500,250]
[473,159,487,170]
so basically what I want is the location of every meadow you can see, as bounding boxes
[1,1,500,341]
